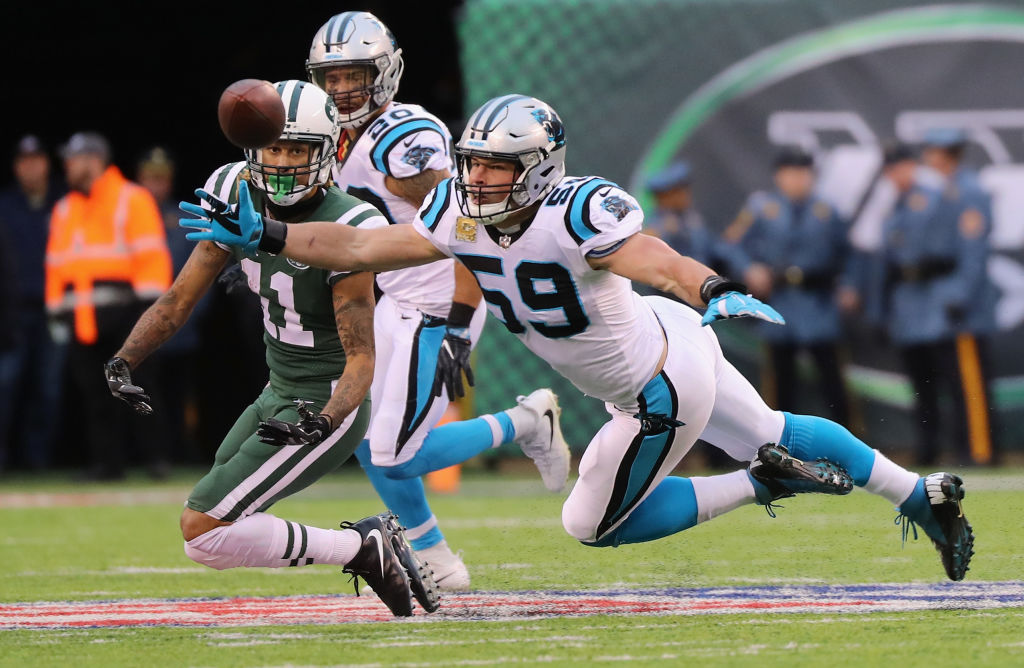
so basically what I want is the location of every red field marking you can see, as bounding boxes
[3,582,1022,629]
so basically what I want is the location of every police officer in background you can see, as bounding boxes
[919,129,998,465]
[642,161,744,296]
[722,146,856,424]
[644,161,717,267]
[0,135,67,472]
[872,141,984,466]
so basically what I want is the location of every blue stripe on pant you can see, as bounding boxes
[594,372,679,540]
[395,318,446,456]
[358,316,448,552]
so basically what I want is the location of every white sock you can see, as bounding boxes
[862,450,920,506]
[404,514,439,543]
[480,414,509,448]
[690,470,757,523]
[503,404,532,436]
[417,539,453,558]
[183,512,362,570]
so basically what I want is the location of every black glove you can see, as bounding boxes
[433,326,474,399]
[217,263,249,294]
[104,356,154,415]
[258,400,334,446]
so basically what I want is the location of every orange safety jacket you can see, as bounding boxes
[45,165,172,344]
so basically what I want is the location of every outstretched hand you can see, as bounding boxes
[701,291,785,327]
[104,357,153,415]
[179,180,265,253]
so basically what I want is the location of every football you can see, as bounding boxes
[217,79,286,149]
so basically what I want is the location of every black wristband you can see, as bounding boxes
[446,302,476,330]
[259,217,288,254]
[699,275,747,305]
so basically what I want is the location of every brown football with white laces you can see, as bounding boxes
[217,79,285,149]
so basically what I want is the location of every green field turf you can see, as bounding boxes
[2,467,1023,666]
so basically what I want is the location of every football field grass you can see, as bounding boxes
[2,467,1023,666]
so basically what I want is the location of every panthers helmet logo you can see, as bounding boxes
[531,109,566,149]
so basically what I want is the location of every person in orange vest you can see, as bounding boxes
[45,132,173,480]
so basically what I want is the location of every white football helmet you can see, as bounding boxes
[454,95,567,225]
[306,11,404,129]
[245,80,341,207]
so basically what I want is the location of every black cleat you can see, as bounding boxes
[749,443,853,510]
[384,514,441,613]
[341,513,414,617]
[915,473,975,581]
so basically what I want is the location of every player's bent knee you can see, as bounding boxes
[180,507,227,542]
[182,540,241,571]
[561,502,599,543]
[181,511,237,570]
[182,542,228,570]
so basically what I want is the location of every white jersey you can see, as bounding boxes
[333,102,457,317]
[412,176,665,408]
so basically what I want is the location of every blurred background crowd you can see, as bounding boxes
[2,0,1022,479]
[0,135,269,479]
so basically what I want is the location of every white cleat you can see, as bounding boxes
[511,388,571,493]
[416,540,471,591]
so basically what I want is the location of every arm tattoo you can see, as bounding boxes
[334,292,375,358]
[117,290,186,367]
[117,242,228,368]
[322,277,376,423]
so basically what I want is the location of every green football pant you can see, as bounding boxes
[187,384,370,521]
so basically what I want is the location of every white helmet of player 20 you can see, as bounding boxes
[245,80,341,207]
[306,11,404,129]
[454,95,567,225]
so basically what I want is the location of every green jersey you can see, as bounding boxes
[203,162,386,399]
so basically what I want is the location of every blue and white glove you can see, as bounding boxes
[701,292,786,326]
[698,275,785,327]
[179,181,286,254]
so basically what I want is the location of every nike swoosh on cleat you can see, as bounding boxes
[367,528,386,578]
[543,409,554,450]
